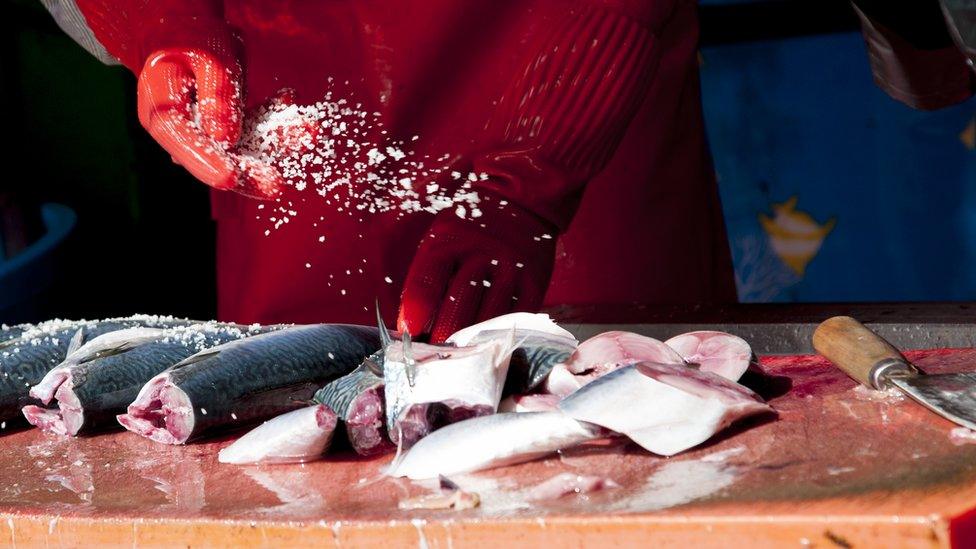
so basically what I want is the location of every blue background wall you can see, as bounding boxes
[700,19,976,302]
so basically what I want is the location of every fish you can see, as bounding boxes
[313,352,392,456]
[497,393,561,413]
[0,316,193,424]
[558,362,772,456]
[388,411,603,480]
[446,312,578,395]
[664,331,754,381]
[383,332,516,448]
[218,404,338,464]
[544,331,685,397]
[118,324,380,444]
[23,323,268,436]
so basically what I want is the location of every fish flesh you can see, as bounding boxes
[118,324,380,444]
[398,477,480,510]
[314,352,392,456]
[0,316,193,423]
[544,331,685,397]
[526,473,620,501]
[558,362,772,456]
[218,404,338,464]
[388,411,603,479]
[664,331,754,381]
[498,393,561,413]
[23,323,267,436]
[447,313,578,395]
[383,332,516,448]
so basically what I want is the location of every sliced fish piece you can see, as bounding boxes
[383,333,516,448]
[314,352,392,456]
[447,312,577,395]
[558,362,772,456]
[388,411,603,479]
[665,331,754,381]
[219,404,338,464]
[118,324,380,444]
[0,316,194,423]
[23,323,266,436]
[544,331,685,397]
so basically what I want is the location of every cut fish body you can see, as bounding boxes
[665,331,753,381]
[24,323,265,436]
[447,312,577,394]
[558,363,772,456]
[0,316,194,423]
[314,352,392,456]
[219,404,338,464]
[118,324,379,444]
[388,411,602,480]
[384,332,516,448]
[544,331,685,397]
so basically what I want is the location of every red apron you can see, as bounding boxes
[204,0,735,324]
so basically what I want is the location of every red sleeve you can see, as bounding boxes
[75,0,226,73]
[852,3,975,110]
[471,2,669,232]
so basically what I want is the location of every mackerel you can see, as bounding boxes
[23,323,269,435]
[118,324,380,444]
[314,352,392,456]
[0,316,193,423]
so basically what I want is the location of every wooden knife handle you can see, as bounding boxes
[812,316,911,388]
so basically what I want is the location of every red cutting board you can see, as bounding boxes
[0,349,975,548]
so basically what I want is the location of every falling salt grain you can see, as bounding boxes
[384,276,393,284]
[231,413,238,420]
[306,263,312,269]
[516,262,525,268]
[328,352,336,360]
[482,280,491,287]
[318,236,326,243]
[200,408,208,416]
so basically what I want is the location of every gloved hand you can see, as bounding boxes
[75,0,281,198]
[136,18,282,199]
[397,191,557,343]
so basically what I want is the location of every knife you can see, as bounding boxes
[813,315,976,430]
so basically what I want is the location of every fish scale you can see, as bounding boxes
[0,317,193,423]
[121,324,381,444]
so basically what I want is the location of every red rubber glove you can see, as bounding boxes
[77,1,281,198]
[398,4,659,341]
[398,191,558,343]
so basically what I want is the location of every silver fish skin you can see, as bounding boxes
[383,333,516,448]
[314,352,392,456]
[23,323,269,436]
[119,324,380,444]
[219,404,338,465]
[445,313,578,394]
[558,362,772,456]
[0,315,194,424]
[388,411,602,480]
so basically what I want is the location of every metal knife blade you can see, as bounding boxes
[892,373,976,431]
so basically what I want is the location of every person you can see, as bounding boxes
[41,0,735,341]
[852,0,974,110]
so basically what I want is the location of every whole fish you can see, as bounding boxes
[0,316,193,424]
[23,323,269,436]
[664,331,755,381]
[388,411,603,480]
[558,362,772,456]
[314,352,392,456]
[446,313,578,395]
[218,404,338,465]
[118,324,380,444]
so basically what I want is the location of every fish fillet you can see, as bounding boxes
[219,404,338,464]
[664,331,754,381]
